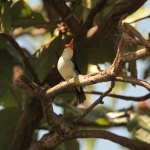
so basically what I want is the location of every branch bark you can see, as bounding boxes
[84,90,150,102]
[84,0,147,43]
[43,0,82,36]
[71,130,150,150]
[83,0,106,29]
[73,81,115,123]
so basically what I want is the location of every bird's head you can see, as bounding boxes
[62,39,74,59]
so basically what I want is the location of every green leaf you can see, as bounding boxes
[128,112,150,139]
[64,139,79,150]
[0,1,11,33]
[85,138,96,150]
[10,0,47,28]
[128,114,150,143]
[95,118,109,125]
[0,107,21,150]
[82,0,99,9]
[82,0,117,23]
[29,36,62,82]
[0,49,14,98]
[0,86,22,108]
[127,113,139,132]
[54,142,65,150]
[0,34,23,63]
[85,33,116,64]
[55,98,108,122]
[0,35,7,49]
[135,128,150,143]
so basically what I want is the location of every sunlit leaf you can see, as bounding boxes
[85,138,96,150]
[135,128,150,143]
[95,118,109,125]
[10,0,46,28]
[0,1,11,33]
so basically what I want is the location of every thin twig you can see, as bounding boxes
[44,0,82,36]
[84,0,146,44]
[1,33,40,84]
[71,0,81,12]
[84,90,150,102]
[122,32,143,45]
[73,81,115,123]
[115,76,150,91]
[80,122,126,128]
[129,15,150,24]
[71,130,150,150]
[123,23,150,47]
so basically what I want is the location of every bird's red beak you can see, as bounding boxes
[66,39,73,49]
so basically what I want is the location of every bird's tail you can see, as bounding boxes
[76,87,86,103]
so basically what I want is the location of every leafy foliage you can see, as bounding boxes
[0,107,21,150]
[10,0,47,28]
[0,49,14,98]
[0,0,150,150]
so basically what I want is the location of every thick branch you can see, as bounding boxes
[85,0,147,43]
[71,130,150,150]
[16,76,78,150]
[43,0,81,36]
[10,97,43,150]
[83,0,106,29]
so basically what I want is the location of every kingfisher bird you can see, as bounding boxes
[57,40,86,103]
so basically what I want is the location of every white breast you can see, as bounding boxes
[57,57,77,80]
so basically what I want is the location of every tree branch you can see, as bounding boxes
[16,76,78,150]
[83,0,106,29]
[71,130,150,150]
[43,0,82,36]
[121,48,150,62]
[0,33,40,84]
[10,97,43,150]
[129,15,150,24]
[115,76,150,91]
[84,90,150,102]
[73,81,115,123]
[84,0,147,43]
